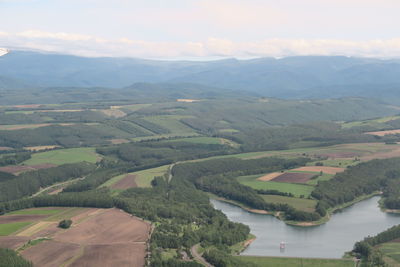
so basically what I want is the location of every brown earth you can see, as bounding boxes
[100,109,126,118]
[23,145,59,151]
[110,138,130,144]
[365,129,400,136]
[272,172,316,183]
[111,174,138,190]
[0,215,47,224]
[21,240,81,267]
[0,163,56,175]
[292,166,345,174]
[361,146,400,161]
[13,104,41,108]
[257,172,282,181]
[0,236,29,249]
[69,243,147,267]
[176,99,200,102]
[55,209,150,245]
[0,147,12,151]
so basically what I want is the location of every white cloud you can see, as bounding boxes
[2,30,400,59]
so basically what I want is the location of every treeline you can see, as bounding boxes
[0,162,96,202]
[0,152,31,166]
[0,248,32,267]
[96,141,233,167]
[352,224,400,266]
[312,158,400,214]
[203,249,256,267]
[173,157,321,222]
[103,120,151,137]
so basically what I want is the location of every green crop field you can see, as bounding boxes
[342,115,400,128]
[143,115,197,134]
[378,242,400,263]
[237,175,314,197]
[238,256,354,267]
[103,164,171,188]
[7,208,63,216]
[0,222,31,236]
[260,195,317,212]
[23,147,99,165]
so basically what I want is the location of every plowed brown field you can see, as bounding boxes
[111,174,137,189]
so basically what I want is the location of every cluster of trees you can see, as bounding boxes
[0,162,96,202]
[312,158,400,214]
[58,219,72,229]
[0,248,32,267]
[353,224,400,266]
[172,157,321,222]
[0,152,31,166]
[203,249,256,267]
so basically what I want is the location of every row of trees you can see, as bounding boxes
[0,152,31,166]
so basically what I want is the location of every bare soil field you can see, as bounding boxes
[365,129,400,136]
[0,146,12,151]
[55,209,150,245]
[69,243,147,267]
[21,240,82,267]
[361,146,400,161]
[176,99,200,102]
[99,109,126,118]
[13,104,41,108]
[0,215,47,224]
[272,172,316,183]
[0,236,29,249]
[3,207,152,266]
[111,174,137,189]
[292,166,345,174]
[24,145,59,151]
[0,163,56,175]
[257,172,282,181]
[110,138,130,144]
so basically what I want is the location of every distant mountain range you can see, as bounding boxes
[1,50,400,102]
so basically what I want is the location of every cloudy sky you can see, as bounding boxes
[1,0,400,59]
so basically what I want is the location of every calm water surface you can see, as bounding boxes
[211,196,400,258]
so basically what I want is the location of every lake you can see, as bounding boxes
[211,196,400,258]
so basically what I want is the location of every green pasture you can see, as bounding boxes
[342,115,400,128]
[237,175,314,197]
[0,222,31,236]
[23,147,99,165]
[7,208,63,216]
[260,195,317,212]
[378,242,400,263]
[238,255,354,267]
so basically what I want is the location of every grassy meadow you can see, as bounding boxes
[23,147,99,165]
[238,255,354,267]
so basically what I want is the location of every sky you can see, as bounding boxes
[1,0,400,59]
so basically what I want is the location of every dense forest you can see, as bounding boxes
[312,158,400,214]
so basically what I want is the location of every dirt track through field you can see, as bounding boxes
[111,174,137,189]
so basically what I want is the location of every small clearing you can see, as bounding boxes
[0,164,56,175]
[23,145,59,151]
[99,109,126,118]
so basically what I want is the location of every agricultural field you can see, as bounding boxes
[341,115,400,129]
[162,136,224,144]
[237,175,315,197]
[23,147,100,165]
[238,255,354,267]
[0,208,150,267]
[365,129,400,136]
[260,195,317,212]
[143,115,197,135]
[378,242,400,265]
[102,164,170,188]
